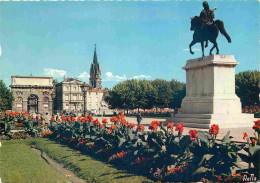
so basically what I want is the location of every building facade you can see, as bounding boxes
[55,77,109,115]
[10,47,111,115]
[10,76,55,114]
[54,47,111,115]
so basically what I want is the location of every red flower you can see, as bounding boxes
[167,122,174,130]
[253,119,260,131]
[92,119,100,126]
[30,115,33,118]
[189,129,198,141]
[135,157,140,164]
[149,121,159,131]
[129,123,135,129]
[57,119,61,122]
[137,125,145,132]
[23,115,27,119]
[50,117,54,122]
[1,116,4,119]
[89,115,93,121]
[36,115,39,120]
[175,124,184,133]
[243,132,248,140]
[102,118,108,124]
[101,124,105,128]
[218,175,222,180]
[107,128,113,134]
[209,124,219,135]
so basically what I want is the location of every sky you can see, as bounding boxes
[0,0,259,89]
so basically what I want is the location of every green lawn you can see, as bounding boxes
[0,140,69,183]
[30,138,152,183]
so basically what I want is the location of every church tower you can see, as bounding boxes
[89,45,102,89]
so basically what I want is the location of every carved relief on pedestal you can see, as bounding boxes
[16,91,23,96]
[43,91,49,95]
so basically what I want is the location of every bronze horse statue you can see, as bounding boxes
[189,16,231,57]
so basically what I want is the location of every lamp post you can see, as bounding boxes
[80,82,89,117]
[51,92,56,116]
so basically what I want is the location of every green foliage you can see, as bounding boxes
[46,116,251,182]
[0,80,13,111]
[106,79,186,111]
[235,70,260,106]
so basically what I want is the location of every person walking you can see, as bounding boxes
[136,111,142,126]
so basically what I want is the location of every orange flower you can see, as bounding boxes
[175,124,184,133]
[57,119,61,122]
[1,116,4,119]
[102,118,108,124]
[243,132,248,140]
[110,116,118,124]
[167,122,174,130]
[101,124,105,128]
[129,123,135,129]
[251,137,257,145]
[137,125,145,132]
[209,124,219,135]
[23,115,27,119]
[30,115,33,118]
[111,125,116,130]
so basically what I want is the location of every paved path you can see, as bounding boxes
[96,116,255,142]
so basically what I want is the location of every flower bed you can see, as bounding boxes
[45,114,260,182]
[0,111,43,138]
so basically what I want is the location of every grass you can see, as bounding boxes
[29,138,152,183]
[0,139,69,183]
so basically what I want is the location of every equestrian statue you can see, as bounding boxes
[189,1,231,57]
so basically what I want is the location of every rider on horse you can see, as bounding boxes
[200,1,216,28]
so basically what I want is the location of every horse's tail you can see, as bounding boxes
[215,20,231,43]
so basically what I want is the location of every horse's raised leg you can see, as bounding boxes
[201,42,205,57]
[189,40,196,55]
[205,40,208,48]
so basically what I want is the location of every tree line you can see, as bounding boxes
[105,79,186,112]
[106,70,259,112]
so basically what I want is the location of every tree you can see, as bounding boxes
[0,80,13,111]
[151,79,172,110]
[169,79,186,109]
[235,70,260,107]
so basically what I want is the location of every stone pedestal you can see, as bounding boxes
[168,55,255,129]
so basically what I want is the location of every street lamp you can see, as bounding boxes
[80,82,89,117]
[51,91,56,116]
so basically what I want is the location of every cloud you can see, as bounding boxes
[43,68,66,77]
[78,71,90,80]
[183,48,200,51]
[130,75,152,79]
[104,72,127,81]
